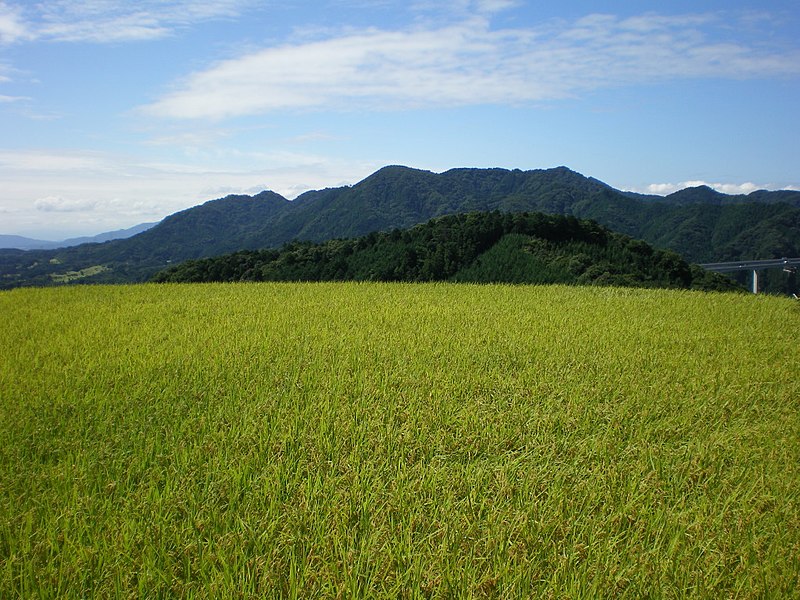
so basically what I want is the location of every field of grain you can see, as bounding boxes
[1,282,798,598]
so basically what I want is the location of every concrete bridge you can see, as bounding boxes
[699,258,800,293]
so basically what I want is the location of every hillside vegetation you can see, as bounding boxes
[152,211,739,292]
[1,166,798,291]
[1,283,798,597]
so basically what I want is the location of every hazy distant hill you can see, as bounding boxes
[0,222,158,250]
[1,166,798,290]
[153,211,741,293]
[0,235,53,251]
[625,185,800,207]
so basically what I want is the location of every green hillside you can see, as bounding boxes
[1,166,798,291]
[152,211,740,292]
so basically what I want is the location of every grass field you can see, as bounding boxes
[1,282,798,598]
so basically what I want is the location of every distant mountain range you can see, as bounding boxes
[1,166,798,291]
[623,185,800,207]
[0,222,158,250]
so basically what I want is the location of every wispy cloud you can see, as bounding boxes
[0,1,29,44]
[287,131,340,144]
[0,61,15,83]
[0,149,115,172]
[0,0,254,44]
[141,11,800,120]
[410,0,519,17]
[34,195,97,212]
[144,128,234,148]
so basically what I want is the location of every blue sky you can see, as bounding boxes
[1,1,798,238]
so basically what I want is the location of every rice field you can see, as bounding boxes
[0,282,798,598]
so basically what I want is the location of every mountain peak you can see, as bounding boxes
[665,185,724,205]
[359,165,434,183]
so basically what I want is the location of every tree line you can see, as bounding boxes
[152,211,740,292]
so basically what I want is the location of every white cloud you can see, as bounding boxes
[644,183,680,195]
[288,131,339,144]
[141,11,800,120]
[0,93,28,102]
[410,0,518,17]
[0,0,254,44]
[707,182,761,195]
[0,150,113,172]
[34,195,97,212]
[144,128,234,147]
[476,0,519,13]
[641,181,775,196]
[0,1,29,44]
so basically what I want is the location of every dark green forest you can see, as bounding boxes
[152,212,740,292]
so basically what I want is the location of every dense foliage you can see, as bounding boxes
[2,166,798,291]
[1,283,798,597]
[152,212,740,292]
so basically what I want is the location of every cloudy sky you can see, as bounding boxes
[1,0,798,239]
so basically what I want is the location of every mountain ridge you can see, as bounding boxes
[1,165,798,291]
[0,222,158,251]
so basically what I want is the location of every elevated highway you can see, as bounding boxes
[699,257,800,293]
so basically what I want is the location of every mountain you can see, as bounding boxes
[1,166,798,291]
[0,235,54,251]
[0,222,158,250]
[152,211,741,293]
[624,185,800,207]
[58,222,159,247]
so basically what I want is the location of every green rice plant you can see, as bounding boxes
[0,282,798,598]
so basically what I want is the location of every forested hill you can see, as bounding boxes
[1,165,798,290]
[152,211,740,292]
